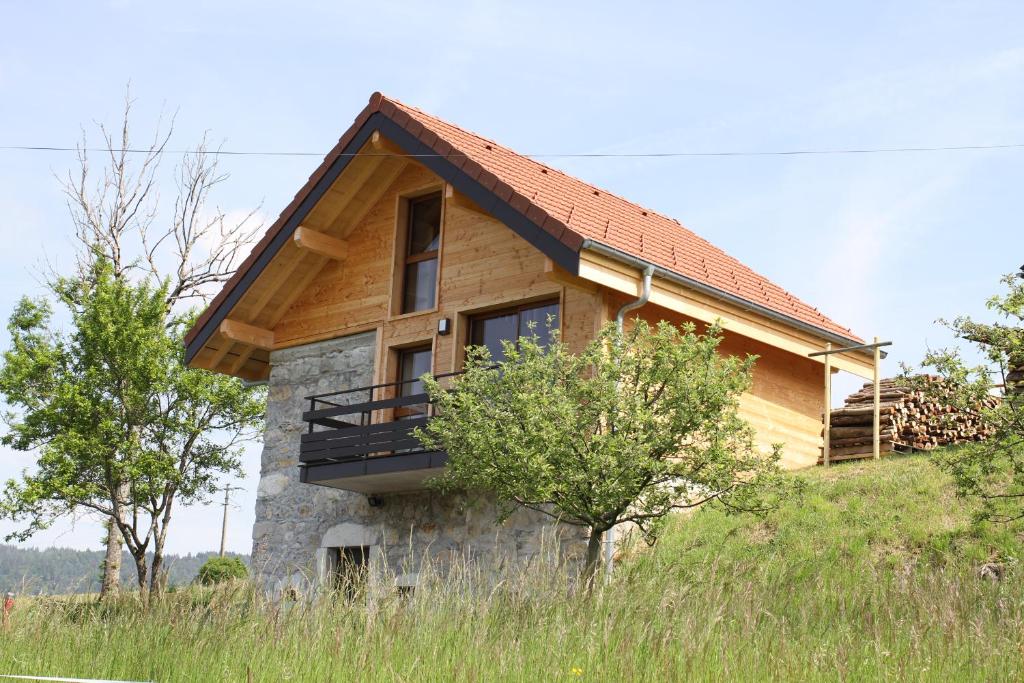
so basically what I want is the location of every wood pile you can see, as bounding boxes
[821,376,998,464]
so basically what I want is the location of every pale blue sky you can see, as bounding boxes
[0,1,1021,555]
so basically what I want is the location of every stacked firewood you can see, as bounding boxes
[823,376,999,462]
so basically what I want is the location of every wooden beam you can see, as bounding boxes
[293,226,349,261]
[544,258,598,293]
[577,249,875,379]
[264,255,330,331]
[226,346,257,376]
[445,183,488,215]
[204,339,237,371]
[219,319,274,350]
[331,158,408,237]
[371,130,406,157]
[235,247,307,323]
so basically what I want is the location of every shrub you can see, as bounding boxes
[196,557,248,585]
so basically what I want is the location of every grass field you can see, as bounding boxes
[3,453,1024,682]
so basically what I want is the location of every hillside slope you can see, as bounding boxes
[2,454,1024,682]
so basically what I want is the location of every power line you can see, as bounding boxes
[0,142,1022,159]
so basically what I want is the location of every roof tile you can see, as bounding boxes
[384,95,859,341]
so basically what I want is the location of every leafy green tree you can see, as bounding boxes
[196,556,248,585]
[0,259,264,596]
[418,318,794,582]
[911,271,1024,523]
[0,93,264,598]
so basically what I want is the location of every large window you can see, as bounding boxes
[468,300,560,363]
[401,193,442,313]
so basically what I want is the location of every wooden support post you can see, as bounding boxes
[823,342,832,468]
[872,335,881,460]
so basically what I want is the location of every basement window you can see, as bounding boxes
[401,193,442,313]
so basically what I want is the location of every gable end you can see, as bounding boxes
[184,112,582,365]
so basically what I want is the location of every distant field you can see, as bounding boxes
[2,453,1023,682]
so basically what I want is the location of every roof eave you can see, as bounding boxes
[580,239,874,359]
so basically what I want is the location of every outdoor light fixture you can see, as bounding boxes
[437,317,451,335]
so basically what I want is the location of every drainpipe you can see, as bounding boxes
[606,265,655,579]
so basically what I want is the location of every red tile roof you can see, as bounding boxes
[383,95,860,342]
[186,92,860,351]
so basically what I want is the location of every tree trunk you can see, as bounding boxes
[582,528,604,589]
[99,518,122,599]
[149,548,166,596]
[131,551,149,605]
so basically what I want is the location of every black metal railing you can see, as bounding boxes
[299,372,462,467]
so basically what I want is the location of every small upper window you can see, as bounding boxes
[401,193,442,313]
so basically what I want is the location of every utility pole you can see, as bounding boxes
[219,484,234,557]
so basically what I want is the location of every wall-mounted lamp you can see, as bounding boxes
[437,317,452,336]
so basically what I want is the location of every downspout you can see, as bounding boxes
[606,264,655,579]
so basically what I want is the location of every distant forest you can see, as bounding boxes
[0,544,251,595]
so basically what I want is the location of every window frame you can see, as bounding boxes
[391,190,444,318]
[393,343,434,420]
[466,298,561,364]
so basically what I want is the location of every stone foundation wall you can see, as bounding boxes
[251,331,586,596]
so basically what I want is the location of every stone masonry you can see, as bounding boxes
[251,331,586,596]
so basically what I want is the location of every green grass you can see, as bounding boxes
[4,453,1024,681]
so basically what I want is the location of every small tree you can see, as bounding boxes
[419,319,794,582]
[911,271,1024,523]
[0,259,265,596]
[197,556,248,585]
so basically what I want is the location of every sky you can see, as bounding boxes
[0,0,1021,555]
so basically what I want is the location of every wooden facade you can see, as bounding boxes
[189,138,869,470]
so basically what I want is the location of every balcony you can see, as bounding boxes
[298,374,457,494]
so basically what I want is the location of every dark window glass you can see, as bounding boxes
[402,260,438,314]
[518,302,560,347]
[397,346,432,420]
[399,347,433,397]
[470,312,517,362]
[468,301,560,363]
[407,195,442,255]
[401,193,442,313]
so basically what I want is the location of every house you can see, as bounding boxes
[185,92,874,593]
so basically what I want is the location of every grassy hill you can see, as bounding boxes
[2,453,1024,681]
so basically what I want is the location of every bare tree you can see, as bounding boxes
[21,88,264,598]
[62,90,261,306]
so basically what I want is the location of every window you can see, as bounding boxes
[395,345,432,420]
[401,193,442,313]
[332,546,368,600]
[468,300,560,363]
